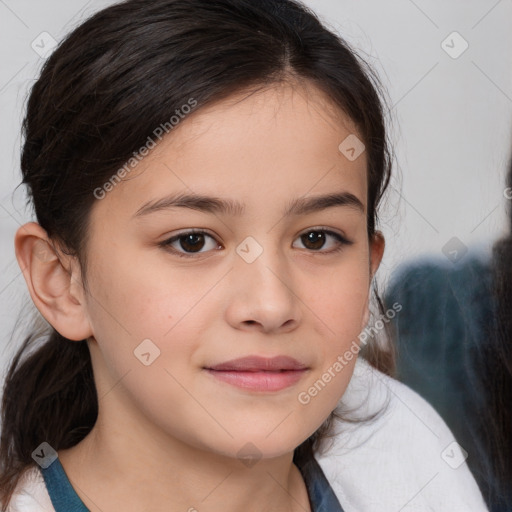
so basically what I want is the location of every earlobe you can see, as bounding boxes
[14,222,93,341]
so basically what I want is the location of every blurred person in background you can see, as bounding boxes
[385,150,512,511]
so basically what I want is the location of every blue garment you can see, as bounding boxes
[39,453,345,512]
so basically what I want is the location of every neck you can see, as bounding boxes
[58,410,311,512]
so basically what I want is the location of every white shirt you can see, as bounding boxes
[5,358,489,511]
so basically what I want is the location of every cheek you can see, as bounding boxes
[84,248,231,407]
[293,276,369,435]
[86,250,204,338]
[299,253,370,399]
[305,256,370,338]
[83,259,207,426]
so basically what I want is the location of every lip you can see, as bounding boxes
[207,355,308,371]
[204,356,309,392]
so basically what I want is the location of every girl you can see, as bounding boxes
[0,0,488,510]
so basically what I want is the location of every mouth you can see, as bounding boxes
[203,355,309,392]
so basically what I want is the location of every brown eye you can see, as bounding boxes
[301,231,326,250]
[160,230,220,257]
[179,233,206,252]
[293,229,353,253]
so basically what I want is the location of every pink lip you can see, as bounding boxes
[204,356,309,392]
[207,355,307,371]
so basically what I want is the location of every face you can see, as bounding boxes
[78,82,383,460]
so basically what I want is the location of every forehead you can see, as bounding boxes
[92,82,367,221]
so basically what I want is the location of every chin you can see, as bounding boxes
[212,426,316,463]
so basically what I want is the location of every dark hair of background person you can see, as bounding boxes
[0,0,395,506]
[477,154,512,509]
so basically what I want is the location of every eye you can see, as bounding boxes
[159,230,220,257]
[293,228,353,254]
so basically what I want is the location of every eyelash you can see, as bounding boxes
[158,228,353,259]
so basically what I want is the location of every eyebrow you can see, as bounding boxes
[133,191,365,219]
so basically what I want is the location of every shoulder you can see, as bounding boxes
[3,465,55,512]
[315,357,489,512]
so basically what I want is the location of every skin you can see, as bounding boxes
[15,81,384,512]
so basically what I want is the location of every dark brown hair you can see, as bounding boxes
[476,154,512,507]
[0,0,394,506]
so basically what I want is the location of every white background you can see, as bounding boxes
[1,0,511,377]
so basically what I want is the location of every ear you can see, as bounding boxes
[14,222,93,341]
[361,230,385,329]
[369,230,385,281]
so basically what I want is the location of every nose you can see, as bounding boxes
[224,241,302,335]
